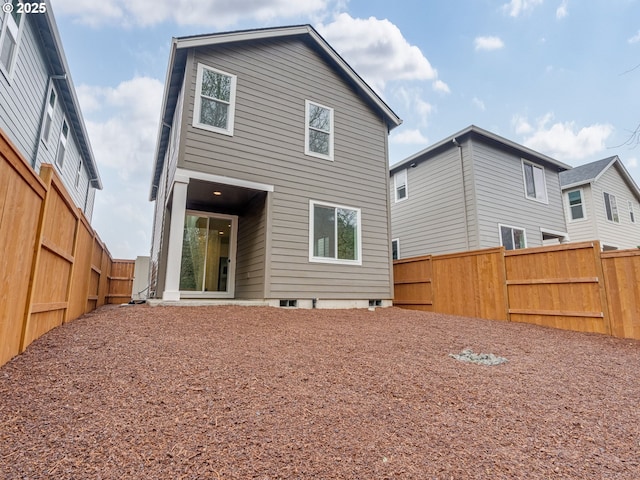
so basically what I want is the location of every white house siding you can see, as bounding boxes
[563,184,597,243]
[389,148,470,257]
[588,166,640,249]
[471,140,567,249]
[178,38,393,300]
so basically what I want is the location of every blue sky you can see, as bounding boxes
[49,0,640,259]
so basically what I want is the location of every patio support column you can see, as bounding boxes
[162,175,189,301]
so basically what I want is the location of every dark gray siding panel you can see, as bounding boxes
[179,38,393,299]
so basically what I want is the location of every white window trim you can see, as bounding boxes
[629,200,635,224]
[75,159,82,189]
[55,119,68,169]
[603,191,619,223]
[391,238,400,260]
[521,159,548,204]
[566,188,587,222]
[0,1,23,80]
[304,100,334,161]
[540,227,569,244]
[394,170,408,203]
[192,63,237,136]
[41,85,57,144]
[309,200,362,265]
[498,223,527,250]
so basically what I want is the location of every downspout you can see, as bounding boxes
[453,138,470,250]
[32,73,67,168]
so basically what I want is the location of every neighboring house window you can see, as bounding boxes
[603,192,619,223]
[0,0,23,77]
[522,160,547,203]
[75,159,82,189]
[55,120,69,169]
[499,224,526,250]
[391,239,399,260]
[309,201,361,264]
[629,201,635,223]
[42,87,57,143]
[305,100,334,160]
[394,170,408,202]
[193,63,236,136]
[567,189,585,221]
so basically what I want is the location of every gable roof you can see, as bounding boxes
[150,24,402,201]
[31,2,102,189]
[390,125,572,175]
[559,156,640,201]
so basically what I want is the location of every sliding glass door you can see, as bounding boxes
[179,212,236,297]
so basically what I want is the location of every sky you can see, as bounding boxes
[48,0,640,259]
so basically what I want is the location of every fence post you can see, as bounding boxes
[500,246,510,321]
[592,241,612,336]
[19,166,53,352]
[62,213,81,324]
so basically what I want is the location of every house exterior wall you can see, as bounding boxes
[573,167,640,249]
[389,148,470,258]
[0,14,96,219]
[563,184,597,242]
[471,139,567,248]
[163,37,393,300]
[235,192,268,299]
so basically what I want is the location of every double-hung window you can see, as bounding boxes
[193,63,236,136]
[522,160,548,203]
[305,100,333,160]
[499,224,526,250]
[394,170,408,202]
[42,87,57,143]
[629,201,635,223]
[310,201,361,264]
[391,239,400,260]
[55,120,69,169]
[75,160,82,189]
[603,192,619,223]
[0,0,23,77]
[567,189,585,221]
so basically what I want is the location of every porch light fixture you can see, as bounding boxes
[213,191,222,196]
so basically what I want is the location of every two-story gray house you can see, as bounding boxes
[560,156,640,250]
[390,125,571,259]
[0,0,101,219]
[149,25,401,307]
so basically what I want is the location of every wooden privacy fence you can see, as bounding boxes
[394,241,640,340]
[0,130,134,367]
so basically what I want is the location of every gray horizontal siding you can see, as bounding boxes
[471,139,567,248]
[179,37,392,299]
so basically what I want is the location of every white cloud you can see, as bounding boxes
[390,128,429,145]
[556,0,569,19]
[502,0,544,17]
[472,97,486,111]
[626,157,638,169]
[78,77,164,180]
[474,36,505,51]
[51,0,329,28]
[519,114,614,161]
[433,79,451,94]
[629,31,640,44]
[512,114,533,135]
[394,86,435,126]
[317,14,439,92]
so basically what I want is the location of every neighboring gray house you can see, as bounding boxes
[0,0,101,219]
[559,156,640,250]
[390,125,571,259]
[149,25,401,306]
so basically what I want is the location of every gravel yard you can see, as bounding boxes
[1,305,639,479]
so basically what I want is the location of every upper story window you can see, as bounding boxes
[193,63,236,136]
[499,224,526,250]
[629,201,635,223]
[566,189,585,221]
[391,238,399,260]
[394,169,408,202]
[522,160,548,203]
[75,159,82,189]
[0,0,23,78]
[309,200,361,265]
[305,100,334,160]
[55,120,69,169]
[41,87,57,143]
[603,192,619,223]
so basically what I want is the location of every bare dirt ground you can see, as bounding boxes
[1,305,639,479]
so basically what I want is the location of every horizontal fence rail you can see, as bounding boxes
[394,241,640,340]
[0,129,135,367]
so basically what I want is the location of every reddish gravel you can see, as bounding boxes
[1,305,639,479]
